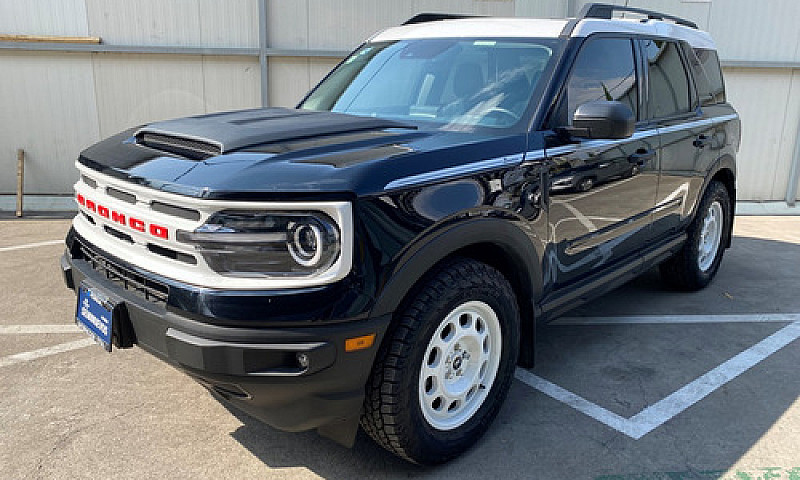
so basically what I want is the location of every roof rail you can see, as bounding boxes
[403,13,482,26]
[577,3,698,29]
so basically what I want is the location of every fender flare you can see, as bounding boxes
[696,154,736,248]
[369,214,545,362]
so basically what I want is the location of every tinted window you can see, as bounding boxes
[643,40,690,118]
[554,37,638,126]
[301,38,556,129]
[688,47,725,105]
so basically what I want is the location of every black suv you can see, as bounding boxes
[61,4,739,465]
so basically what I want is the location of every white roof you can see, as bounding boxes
[371,18,568,42]
[371,16,716,50]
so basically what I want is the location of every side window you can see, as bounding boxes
[642,40,691,118]
[552,37,638,126]
[688,47,726,105]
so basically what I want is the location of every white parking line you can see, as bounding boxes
[0,239,63,252]
[516,319,800,439]
[553,313,800,325]
[0,338,95,368]
[561,202,597,231]
[0,324,81,334]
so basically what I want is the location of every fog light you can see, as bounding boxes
[296,352,310,369]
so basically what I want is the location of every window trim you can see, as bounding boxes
[545,33,641,129]
[638,37,695,121]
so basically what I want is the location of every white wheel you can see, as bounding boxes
[418,301,502,430]
[362,259,519,464]
[697,200,723,272]
[659,180,731,290]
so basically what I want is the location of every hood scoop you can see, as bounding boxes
[135,107,415,160]
[136,131,222,160]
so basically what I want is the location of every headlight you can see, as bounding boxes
[176,210,341,278]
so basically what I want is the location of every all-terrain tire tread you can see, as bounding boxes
[361,259,518,464]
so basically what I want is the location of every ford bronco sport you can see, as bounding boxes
[62,4,739,465]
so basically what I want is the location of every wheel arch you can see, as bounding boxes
[370,215,544,367]
[704,156,736,248]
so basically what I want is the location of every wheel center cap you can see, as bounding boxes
[452,357,463,370]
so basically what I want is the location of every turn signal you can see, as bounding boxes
[345,334,375,352]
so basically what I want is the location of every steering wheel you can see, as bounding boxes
[482,107,520,123]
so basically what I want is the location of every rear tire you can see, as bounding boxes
[361,258,519,465]
[659,180,731,290]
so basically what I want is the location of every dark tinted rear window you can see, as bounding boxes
[687,47,726,106]
[642,39,691,119]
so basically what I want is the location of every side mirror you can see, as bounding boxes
[570,101,634,140]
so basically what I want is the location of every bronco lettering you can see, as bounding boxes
[76,193,169,240]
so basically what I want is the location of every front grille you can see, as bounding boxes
[77,242,169,305]
[136,132,221,160]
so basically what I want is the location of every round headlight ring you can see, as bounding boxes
[288,222,324,267]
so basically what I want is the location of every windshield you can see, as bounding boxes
[300,38,557,129]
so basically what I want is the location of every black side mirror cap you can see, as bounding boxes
[567,101,635,140]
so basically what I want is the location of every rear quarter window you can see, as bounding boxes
[642,39,691,119]
[686,47,726,106]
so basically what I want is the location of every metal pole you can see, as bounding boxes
[16,149,24,217]
[786,115,800,206]
[258,0,269,107]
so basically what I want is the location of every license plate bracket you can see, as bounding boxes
[75,283,117,352]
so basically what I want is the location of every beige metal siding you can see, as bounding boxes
[724,68,800,201]
[268,57,314,108]
[92,54,207,138]
[0,51,100,194]
[515,0,569,19]
[708,0,800,63]
[85,0,203,46]
[0,0,89,37]
[202,56,261,111]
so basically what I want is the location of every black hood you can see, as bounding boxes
[135,107,413,157]
[79,108,527,199]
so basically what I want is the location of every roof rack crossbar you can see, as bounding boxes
[577,3,698,29]
[403,13,483,26]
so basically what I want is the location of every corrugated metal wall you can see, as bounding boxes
[0,0,260,196]
[1,0,799,203]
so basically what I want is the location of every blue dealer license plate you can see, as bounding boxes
[76,285,114,352]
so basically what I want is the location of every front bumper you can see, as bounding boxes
[61,234,390,439]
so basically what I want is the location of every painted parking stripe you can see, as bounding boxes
[0,338,95,368]
[552,313,800,325]
[0,239,63,253]
[516,321,800,439]
[515,369,638,436]
[0,324,81,334]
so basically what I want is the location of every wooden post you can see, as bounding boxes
[16,149,24,217]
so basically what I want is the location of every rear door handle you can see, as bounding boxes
[693,134,711,148]
[628,148,655,165]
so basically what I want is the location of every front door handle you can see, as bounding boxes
[693,134,711,148]
[628,148,655,165]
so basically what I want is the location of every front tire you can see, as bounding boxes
[361,258,520,465]
[660,180,731,290]
[577,177,594,192]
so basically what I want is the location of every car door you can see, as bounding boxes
[544,36,659,290]
[640,38,714,238]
